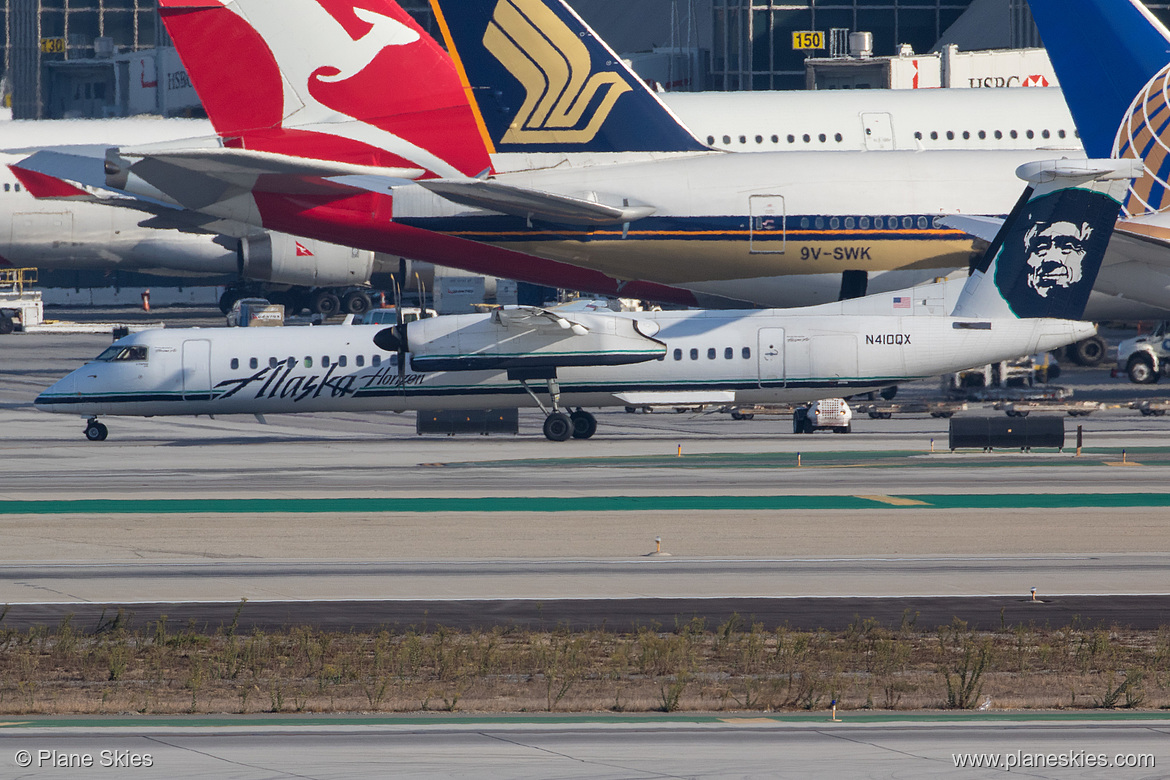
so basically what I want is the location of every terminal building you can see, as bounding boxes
[8,0,1170,118]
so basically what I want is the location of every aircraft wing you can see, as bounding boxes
[415,179,656,226]
[939,214,1004,243]
[13,143,424,213]
[377,309,666,372]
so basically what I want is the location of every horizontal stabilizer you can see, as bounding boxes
[418,179,656,226]
[112,146,425,183]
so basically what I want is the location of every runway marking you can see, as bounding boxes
[857,495,932,506]
[720,717,779,724]
[2,494,1170,514]
[1104,461,1143,467]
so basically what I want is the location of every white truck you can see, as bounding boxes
[792,398,853,434]
[1115,322,1170,384]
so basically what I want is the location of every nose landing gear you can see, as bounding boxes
[84,418,108,441]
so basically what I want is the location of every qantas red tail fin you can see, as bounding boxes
[157,0,491,177]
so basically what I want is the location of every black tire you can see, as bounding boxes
[1127,355,1158,384]
[741,414,754,420]
[219,289,243,315]
[543,412,573,442]
[342,290,372,315]
[311,290,341,317]
[834,424,851,434]
[1070,336,1107,367]
[624,406,637,414]
[880,385,898,401]
[570,409,597,439]
[0,316,13,335]
[84,421,108,442]
[793,408,808,435]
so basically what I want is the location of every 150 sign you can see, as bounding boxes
[792,31,825,50]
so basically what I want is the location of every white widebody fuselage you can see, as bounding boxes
[36,310,1095,421]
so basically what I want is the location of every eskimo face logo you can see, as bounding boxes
[482,0,631,144]
[1023,220,1091,297]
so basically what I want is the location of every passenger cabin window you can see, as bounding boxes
[338,355,347,367]
[914,131,922,140]
[802,134,810,143]
[742,347,751,359]
[818,133,826,142]
[3,184,8,192]
[674,348,682,360]
[1058,129,1067,139]
[1042,129,1051,139]
[1010,129,1019,139]
[930,131,938,140]
[706,135,715,145]
[356,355,365,367]
[269,357,279,368]
[707,348,716,360]
[739,135,746,144]
[249,358,258,369]
[946,131,954,140]
[1026,129,1034,139]
[755,135,763,144]
[230,358,239,370]
[994,130,1003,139]
[372,355,381,366]
[834,133,842,142]
[95,345,148,362]
[962,131,970,140]
[690,348,698,360]
[305,356,313,368]
[978,130,986,139]
[787,134,795,143]
[771,135,778,143]
[722,135,730,144]
[322,356,330,367]
[724,347,733,359]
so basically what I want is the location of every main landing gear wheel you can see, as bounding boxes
[311,290,341,317]
[570,409,597,439]
[342,290,372,315]
[84,419,108,442]
[543,412,573,442]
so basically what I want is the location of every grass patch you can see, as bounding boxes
[0,612,1167,715]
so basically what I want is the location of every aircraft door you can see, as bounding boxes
[181,339,212,401]
[757,328,784,386]
[749,195,785,254]
[861,112,895,150]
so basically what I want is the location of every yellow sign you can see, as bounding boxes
[792,31,825,50]
[40,37,66,54]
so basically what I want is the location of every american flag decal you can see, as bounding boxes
[893,296,910,309]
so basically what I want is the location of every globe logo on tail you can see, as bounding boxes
[1114,62,1170,216]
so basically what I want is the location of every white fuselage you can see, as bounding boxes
[35,310,1095,422]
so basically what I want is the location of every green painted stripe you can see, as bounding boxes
[2,710,1168,729]
[1,493,1169,514]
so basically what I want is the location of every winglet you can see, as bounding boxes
[8,165,91,200]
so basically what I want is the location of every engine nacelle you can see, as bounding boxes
[239,233,375,287]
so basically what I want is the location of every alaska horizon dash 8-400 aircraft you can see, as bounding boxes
[36,157,1134,441]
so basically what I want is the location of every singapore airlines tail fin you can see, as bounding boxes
[429,0,709,153]
[154,0,491,178]
[951,158,1140,320]
[1028,0,1170,216]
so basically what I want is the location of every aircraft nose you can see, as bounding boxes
[35,372,76,411]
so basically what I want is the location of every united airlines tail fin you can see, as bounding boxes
[155,0,491,178]
[1028,0,1170,215]
[951,159,1140,320]
[429,0,709,154]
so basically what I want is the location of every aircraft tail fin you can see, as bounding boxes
[950,159,1140,320]
[429,0,708,154]
[155,0,491,177]
[1028,0,1170,215]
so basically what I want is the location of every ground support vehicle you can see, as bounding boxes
[1115,322,1170,384]
[994,399,1099,417]
[793,398,853,434]
[856,401,967,419]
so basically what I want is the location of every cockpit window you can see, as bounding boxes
[95,345,148,362]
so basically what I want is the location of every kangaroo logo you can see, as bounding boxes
[1114,62,1170,216]
[483,0,632,144]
